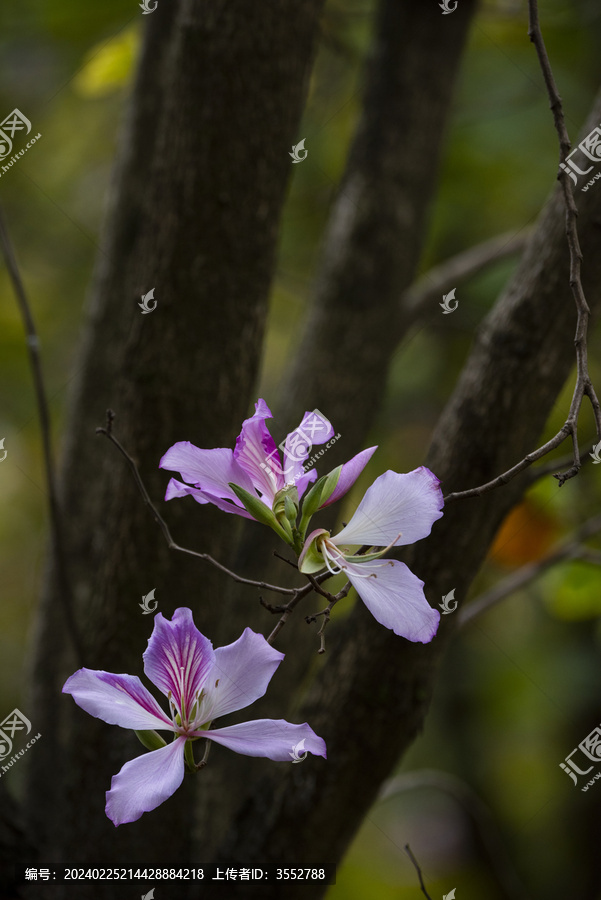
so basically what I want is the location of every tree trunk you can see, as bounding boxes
[24,1,325,896]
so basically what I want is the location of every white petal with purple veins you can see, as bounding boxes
[203,628,284,721]
[62,669,173,732]
[342,557,440,643]
[199,719,327,761]
[143,609,215,714]
[333,467,443,548]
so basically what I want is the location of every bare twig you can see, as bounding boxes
[403,228,531,319]
[403,844,433,900]
[272,550,299,570]
[0,205,84,665]
[97,412,300,597]
[265,589,313,645]
[304,576,353,653]
[459,512,601,627]
[444,7,601,505]
[388,773,530,900]
[521,444,594,487]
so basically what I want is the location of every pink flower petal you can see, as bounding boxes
[159,443,254,501]
[164,478,255,520]
[202,628,284,721]
[319,447,378,508]
[342,557,440,643]
[143,609,215,715]
[62,669,172,732]
[234,399,283,501]
[293,467,318,500]
[333,467,444,548]
[105,736,187,826]
[283,410,334,482]
[200,719,327,761]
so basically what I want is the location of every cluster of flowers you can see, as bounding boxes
[64,399,443,825]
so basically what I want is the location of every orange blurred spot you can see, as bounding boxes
[489,500,559,567]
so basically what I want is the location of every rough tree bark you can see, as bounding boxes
[23,1,325,897]
[207,90,601,898]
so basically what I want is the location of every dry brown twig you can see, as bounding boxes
[0,205,84,665]
[403,844,433,900]
[444,2,601,505]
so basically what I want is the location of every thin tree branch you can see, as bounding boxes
[304,576,353,653]
[96,411,300,597]
[521,444,594,487]
[385,772,530,900]
[0,205,84,666]
[403,844,433,900]
[459,512,601,627]
[265,589,313,645]
[528,0,601,469]
[443,5,601,505]
[403,228,531,319]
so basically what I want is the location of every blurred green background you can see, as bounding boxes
[1,0,601,895]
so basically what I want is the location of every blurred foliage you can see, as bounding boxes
[1,0,601,895]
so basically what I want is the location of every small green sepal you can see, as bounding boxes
[298,528,329,574]
[135,730,168,752]
[229,483,293,544]
[298,466,343,537]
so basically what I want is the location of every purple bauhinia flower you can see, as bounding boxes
[159,399,376,527]
[63,608,326,826]
[299,468,444,642]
